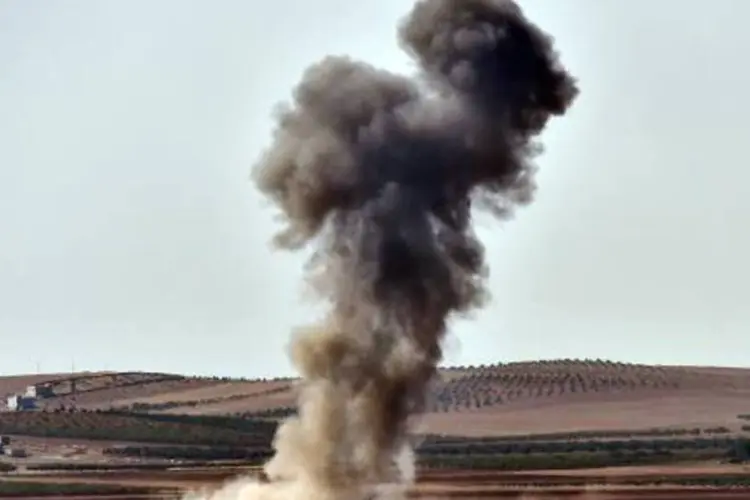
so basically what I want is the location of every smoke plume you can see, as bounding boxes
[193,1,577,499]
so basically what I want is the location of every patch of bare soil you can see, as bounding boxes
[9,466,750,499]
[111,381,291,407]
[420,390,750,436]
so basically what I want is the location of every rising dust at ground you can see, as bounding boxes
[187,0,578,499]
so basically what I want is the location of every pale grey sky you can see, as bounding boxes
[1,0,748,377]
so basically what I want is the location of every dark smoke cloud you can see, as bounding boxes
[243,0,577,498]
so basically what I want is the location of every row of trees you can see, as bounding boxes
[97,434,750,463]
[2,408,742,449]
[0,411,276,447]
[420,427,731,445]
[419,436,742,456]
[115,386,291,413]
[443,359,668,370]
[104,445,271,463]
[427,364,692,412]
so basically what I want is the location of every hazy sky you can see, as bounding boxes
[1,0,748,377]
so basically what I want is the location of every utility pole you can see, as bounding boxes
[70,359,77,411]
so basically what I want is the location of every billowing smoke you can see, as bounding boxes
[193,0,577,499]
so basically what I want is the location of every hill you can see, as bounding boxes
[3,360,750,437]
[421,360,750,435]
[3,360,750,471]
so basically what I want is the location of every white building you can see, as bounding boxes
[6,394,36,411]
[24,385,53,399]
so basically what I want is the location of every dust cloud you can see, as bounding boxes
[189,0,577,499]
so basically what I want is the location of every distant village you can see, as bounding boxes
[0,383,64,458]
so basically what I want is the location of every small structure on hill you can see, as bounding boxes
[3,382,57,412]
[25,384,54,399]
[5,394,36,411]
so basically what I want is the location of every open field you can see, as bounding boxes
[3,361,750,498]
[5,360,750,432]
[4,464,750,499]
[2,361,750,471]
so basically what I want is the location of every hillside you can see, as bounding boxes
[3,360,750,437]
[421,360,750,435]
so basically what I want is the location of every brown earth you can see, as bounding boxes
[5,464,750,499]
[3,361,750,436]
[3,361,750,498]
[419,390,750,436]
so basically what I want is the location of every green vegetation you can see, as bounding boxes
[0,408,743,469]
[419,435,745,455]
[0,411,276,446]
[419,449,712,470]
[124,412,277,434]
[415,435,749,470]
[104,445,270,463]
[243,407,297,419]
[93,429,750,472]
[420,426,731,444]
